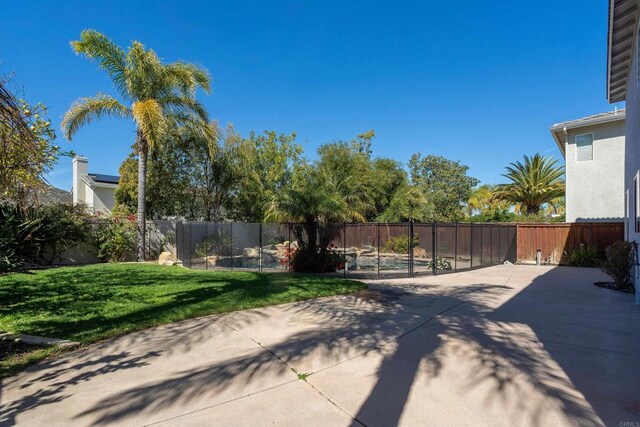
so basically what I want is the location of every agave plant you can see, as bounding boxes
[62,30,211,260]
[492,154,565,215]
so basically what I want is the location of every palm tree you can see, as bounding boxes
[492,154,564,215]
[62,30,211,260]
[266,165,365,258]
[466,184,511,217]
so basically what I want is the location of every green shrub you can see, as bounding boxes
[382,234,419,254]
[0,203,40,272]
[193,231,232,257]
[0,202,91,272]
[568,244,600,267]
[289,244,345,273]
[93,212,137,262]
[599,241,634,292]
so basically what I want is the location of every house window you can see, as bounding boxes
[575,133,593,162]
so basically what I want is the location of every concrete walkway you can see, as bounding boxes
[1,265,639,426]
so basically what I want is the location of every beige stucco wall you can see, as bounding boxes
[565,121,625,222]
[93,187,116,214]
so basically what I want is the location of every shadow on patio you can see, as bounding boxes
[2,266,639,426]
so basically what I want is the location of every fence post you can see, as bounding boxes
[470,222,474,269]
[515,224,519,264]
[498,224,502,264]
[454,222,458,271]
[288,223,291,272]
[490,224,493,265]
[432,221,437,275]
[409,220,414,277]
[188,223,193,270]
[480,224,483,266]
[230,222,233,271]
[205,223,208,272]
[259,223,263,273]
[343,222,347,278]
[176,222,182,263]
[377,222,380,279]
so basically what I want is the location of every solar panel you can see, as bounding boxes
[89,174,120,184]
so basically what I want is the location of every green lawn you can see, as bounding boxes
[0,263,365,378]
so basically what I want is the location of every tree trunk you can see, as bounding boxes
[526,205,539,215]
[137,131,148,261]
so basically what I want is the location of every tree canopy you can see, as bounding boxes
[492,154,565,215]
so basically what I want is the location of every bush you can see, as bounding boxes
[93,212,137,262]
[599,241,634,292]
[568,244,600,267]
[289,245,345,273]
[193,231,232,257]
[0,201,91,272]
[382,234,419,254]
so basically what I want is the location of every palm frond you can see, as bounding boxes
[164,62,212,96]
[132,99,167,149]
[125,42,164,100]
[492,154,565,213]
[159,94,209,122]
[71,30,128,98]
[61,94,130,140]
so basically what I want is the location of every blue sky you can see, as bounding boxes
[1,0,621,190]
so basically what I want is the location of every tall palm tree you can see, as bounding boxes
[492,154,564,215]
[62,30,211,260]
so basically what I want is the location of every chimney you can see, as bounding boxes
[72,156,88,205]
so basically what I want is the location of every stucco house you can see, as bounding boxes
[72,156,119,214]
[606,0,640,303]
[550,110,625,223]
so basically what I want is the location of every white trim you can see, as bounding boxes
[575,132,594,162]
[635,172,640,233]
[80,175,119,190]
[626,189,630,241]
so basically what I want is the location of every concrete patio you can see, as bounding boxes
[1,265,639,426]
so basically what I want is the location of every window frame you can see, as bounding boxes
[575,132,594,162]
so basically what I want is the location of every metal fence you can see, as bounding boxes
[175,222,517,278]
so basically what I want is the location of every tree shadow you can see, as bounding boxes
[3,266,638,426]
[351,267,639,426]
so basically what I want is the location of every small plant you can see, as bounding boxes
[428,256,452,271]
[599,241,634,292]
[382,234,419,254]
[568,244,600,267]
[297,372,311,381]
[193,232,232,258]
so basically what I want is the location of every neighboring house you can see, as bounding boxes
[550,110,625,223]
[606,0,640,304]
[32,185,72,205]
[72,156,119,214]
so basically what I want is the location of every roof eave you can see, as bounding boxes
[607,0,639,103]
[550,128,566,158]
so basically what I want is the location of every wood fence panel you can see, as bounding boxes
[516,223,624,264]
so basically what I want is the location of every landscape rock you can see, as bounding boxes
[158,251,177,265]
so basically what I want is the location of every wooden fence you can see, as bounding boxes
[516,222,624,264]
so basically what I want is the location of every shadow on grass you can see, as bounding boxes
[3,266,638,426]
[0,265,362,342]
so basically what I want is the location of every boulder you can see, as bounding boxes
[244,247,259,258]
[413,247,427,258]
[158,251,177,265]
